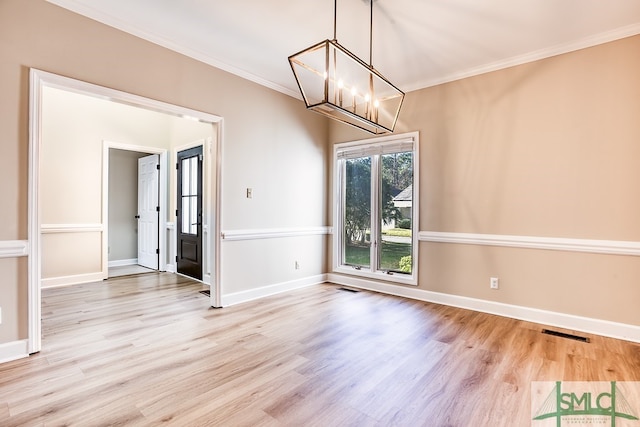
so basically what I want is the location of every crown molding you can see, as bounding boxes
[46,1,640,97]
[45,0,301,99]
[405,23,640,93]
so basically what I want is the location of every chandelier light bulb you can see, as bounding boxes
[351,87,357,111]
[373,99,380,122]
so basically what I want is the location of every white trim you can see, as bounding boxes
[403,23,640,93]
[0,240,29,258]
[333,265,416,286]
[213,121,224,308]
[108,258,138,268]
[166,222,176,276]
[41,272,105,289]
[28,69,43,354]
[333,131,419,286]
[419,231,640,256]
[0,340,29,364]
[45,0,300,99]
[221,274,327,307]
[326,273,640,343]
[221,226,331,241]
[41,223,103,233]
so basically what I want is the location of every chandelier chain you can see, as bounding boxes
[369,0,373,66]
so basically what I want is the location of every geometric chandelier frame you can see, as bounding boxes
[288,0,404,134]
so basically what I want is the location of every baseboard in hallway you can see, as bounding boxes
[108,265,156,278]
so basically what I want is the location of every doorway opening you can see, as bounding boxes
[28,69,224,355]
[106,147,163,279]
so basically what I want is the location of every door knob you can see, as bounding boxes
[135,215,140,219]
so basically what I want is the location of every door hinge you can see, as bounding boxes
[175,256,178,262]
[156,164,160,170]
[176,163,179,170]
[156,249,159,254]
[156,206,160,212]
[176,209,179,217]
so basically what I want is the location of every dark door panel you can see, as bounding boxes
[177,146,203,280]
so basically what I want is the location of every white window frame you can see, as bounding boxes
[333,131,419,286]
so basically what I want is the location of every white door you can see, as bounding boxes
[137,154,159,269]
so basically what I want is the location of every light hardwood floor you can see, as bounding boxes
[1,273,639,426]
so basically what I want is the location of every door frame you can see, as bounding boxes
[28,69,224,354]
[103,143,167,273]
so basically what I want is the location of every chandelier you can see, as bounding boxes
[288,0,404,134]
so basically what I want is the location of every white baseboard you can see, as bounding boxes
[203,273,211,285]
[326,273,640,343]
[108,258,137,268]
[221,274,327,307]
[165,264,176,273]
[42,272,105,288]
[0,339,29,364]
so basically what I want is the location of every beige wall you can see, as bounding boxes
[330,36,640,326]
[0,0,328,344]
[40,86,178,281]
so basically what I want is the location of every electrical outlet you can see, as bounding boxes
[490,277,499,290]
[295,261,300,270]
[246,188,253,199]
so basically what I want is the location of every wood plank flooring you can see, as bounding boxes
[1,273,639,426]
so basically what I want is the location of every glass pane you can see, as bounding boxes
[343,157,371,268]
[181,158,190,196]
[181,196,189,234]
[190,196,198,235]
[379,151,413,274]
[190,157,198,196]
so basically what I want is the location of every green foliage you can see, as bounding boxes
[397,218,411,229]
[399,255,412,273]
[343,151,414,247]
[381,152,413,193]
[345,242,412,272]
[344,158,371,245]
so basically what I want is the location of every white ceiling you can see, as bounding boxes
[47,0,640,98]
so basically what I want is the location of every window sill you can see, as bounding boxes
[333,266,418,286]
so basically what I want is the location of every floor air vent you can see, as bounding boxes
[199,290,210,296]
[542,329,590,343]
[338,287,359,293]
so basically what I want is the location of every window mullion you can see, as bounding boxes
[340,159,347,268]
[370,154,380,273]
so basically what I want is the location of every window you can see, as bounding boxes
[334,132,418,285]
